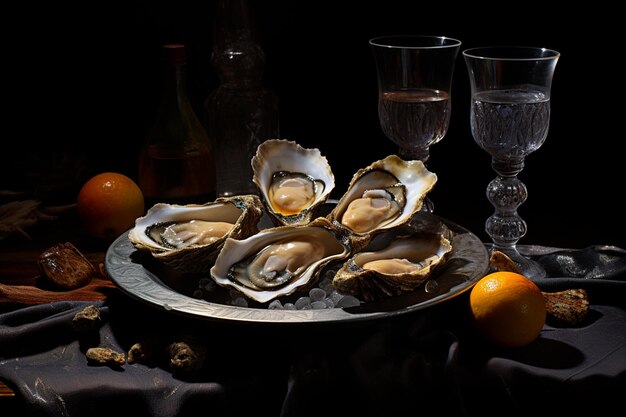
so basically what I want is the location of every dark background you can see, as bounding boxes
[3,1,624,249]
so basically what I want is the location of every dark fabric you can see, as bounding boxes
[523,244,626,306]
[1,245,625,417]
[533,245,626,280]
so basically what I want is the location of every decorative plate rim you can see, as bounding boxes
[105,214,489,325]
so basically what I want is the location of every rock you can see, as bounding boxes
[543,288,590,326]
[167,338,206,373]
[72,304,102,333]
[37,242,96,289]
[86,347,126,366]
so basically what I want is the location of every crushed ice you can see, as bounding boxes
[193,268,362,310]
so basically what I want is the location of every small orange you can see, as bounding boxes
[77,172,145,241]
[469,271,546,348]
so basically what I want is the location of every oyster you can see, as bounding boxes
[327,155,437,251]
[128,195,263,273]
[333,230,452,302]
[252,139,335,227]
[210,217,350,303]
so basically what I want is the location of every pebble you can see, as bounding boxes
[336,295,360,308]
[198,277,212,288]
[309,288,326,302]
[294,296,311,310]
[318,276,335,293]
[86,347,126,367]
[72,305,102,333]
[329,290,344,303]
[231,297,248,307]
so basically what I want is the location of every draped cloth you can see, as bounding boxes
[1,245,625,416]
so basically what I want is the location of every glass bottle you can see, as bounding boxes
[139,44,216,206]
[205,0,279,197]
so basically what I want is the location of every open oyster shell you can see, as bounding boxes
[333,222,453,302]
[252,139,335,227]
[128,195,263,273]
[210,217,351,303]
[327,155,437,251]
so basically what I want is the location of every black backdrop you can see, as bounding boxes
[4,1,624,249]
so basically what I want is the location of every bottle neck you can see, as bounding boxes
[153,44,195,120]
[212,0,266,88]
[212,46,265,88]
[160,63,193,115]
[149,44,207,145]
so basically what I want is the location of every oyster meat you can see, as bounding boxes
[128,195,263,273]
[333,230,452,302]
[327,155,437,251]
[252,139,335,226]
[210,217,350,303]
[146,220,235,249]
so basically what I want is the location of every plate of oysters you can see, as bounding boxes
[106,139,489,324]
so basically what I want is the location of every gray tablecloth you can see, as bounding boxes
[1,245,625,417]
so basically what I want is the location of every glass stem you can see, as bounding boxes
[485,158,547,280]
[485,158,527,251]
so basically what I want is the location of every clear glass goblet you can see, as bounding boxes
[463,46,560,280]
[370,35,461,212]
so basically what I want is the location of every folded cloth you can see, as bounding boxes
[522,244,626,281]
[450,244,626,416]
[450,304,626,416]
[522,244,626,306]
[0,296,288,417]
[1,245,625,417]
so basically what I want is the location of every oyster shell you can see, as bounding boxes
[252,139,335,227]
[327,155,437,251]
[210,217,350,303]
[128,195,263,273]
[333,229,452,302]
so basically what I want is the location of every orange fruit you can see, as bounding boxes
[77,172,145,241]
[469,271,546,348]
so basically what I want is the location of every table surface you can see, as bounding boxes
[2,208,625,416]
[0,213,112,401]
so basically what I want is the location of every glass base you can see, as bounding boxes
[488,245,547,281]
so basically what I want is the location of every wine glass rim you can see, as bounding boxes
[462,46,560,61]
[369,35,462,49]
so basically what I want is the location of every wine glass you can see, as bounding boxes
[370,35,461,211]
[463,46,560,280]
